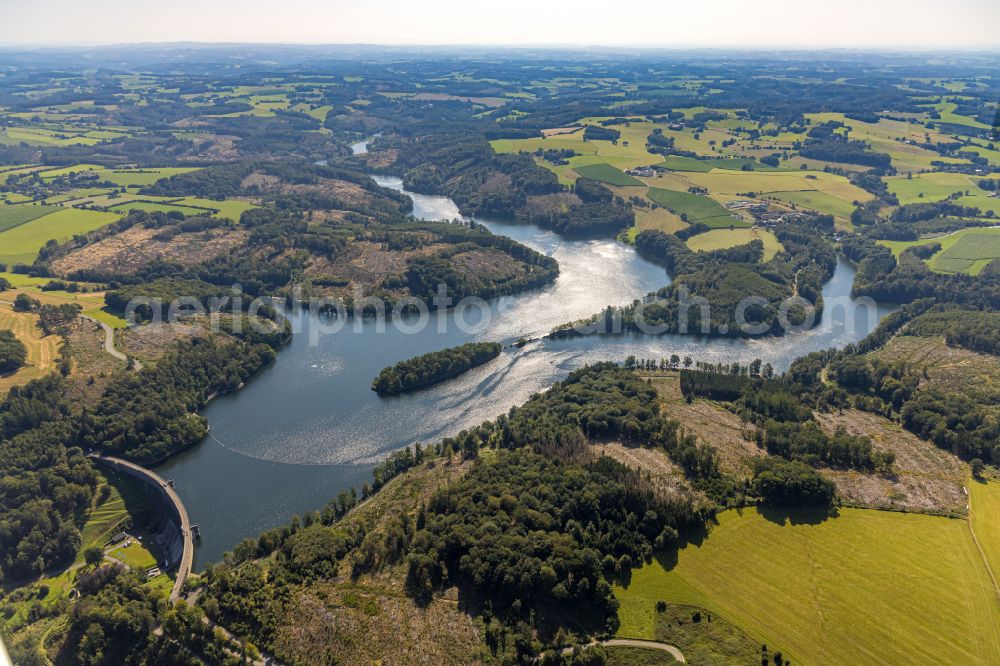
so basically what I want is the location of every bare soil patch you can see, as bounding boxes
[50,225,248,277]
[121,320,211,364]
[450,248,522,284]
[524,192,582,216]
[365,149,399,170]
[305,241,435,289]
[275,582,483,666]
[272,459,481,665]
[286,177,374,207]
[592,442,702,503]
[645,372,763,479]
[240,170,281,190]
[876,335,1000,409]
[815,409,967,514]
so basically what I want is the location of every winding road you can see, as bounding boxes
[80,314,142,371]
[559,638,686,663]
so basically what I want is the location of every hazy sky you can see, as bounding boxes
[3,0,999,49]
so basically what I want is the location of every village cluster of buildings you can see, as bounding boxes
[724,199,810,226]
[626,165,658,178]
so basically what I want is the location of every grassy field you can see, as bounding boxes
[969,479,1000,584]
[575,163,645,186]
[0,204,59,233]
[615,507,1000,665]
[886,172,976,204]
[0,302,61,396]
[108,539,159,569]
[109,201,209,216]
[631,206,688,236]
[685,169,872,202]
[767,189,859,219]
[686,228,783,260]
[647,188,748,228]
[650,604,762,665]
[0,208,121,265]
[95,167,200,187]
[38,164,105,179]
[658,155,712,172]
[881,226,1000,275]
[0,272,127,328]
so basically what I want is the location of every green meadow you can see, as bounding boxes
[969,479,1000,581]
[0,204,59,233]
[887,172,979,204]
[95,167,201,187]
[881,226,1000,275]
[109,201,210,216]
[686,228,783,260]
[575,163,644,186]
[615,507,1000,666]
[768,189,858,219]
[0,207,121,265]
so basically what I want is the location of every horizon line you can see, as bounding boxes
[1,41,999,53]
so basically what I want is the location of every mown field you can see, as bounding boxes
[575,163,644,186]
[0,302,60,396]
[0,204,59,233]
[95,167,200,187]
[685,228,782,260]
[647,187,747,228]
[881,226,1000,275]
[767,189,858,219]
[615,507,1000,666]
[109,200,210,216]
[0,271,126,327]
[886,172,977,204]
[969,479,1000,582]
[0,207,121,265]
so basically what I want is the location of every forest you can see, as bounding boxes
[372,341,502,395]
[0,330,27,373]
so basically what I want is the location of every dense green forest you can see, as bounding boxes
[372,341,502,395]
[0,330,27,373]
